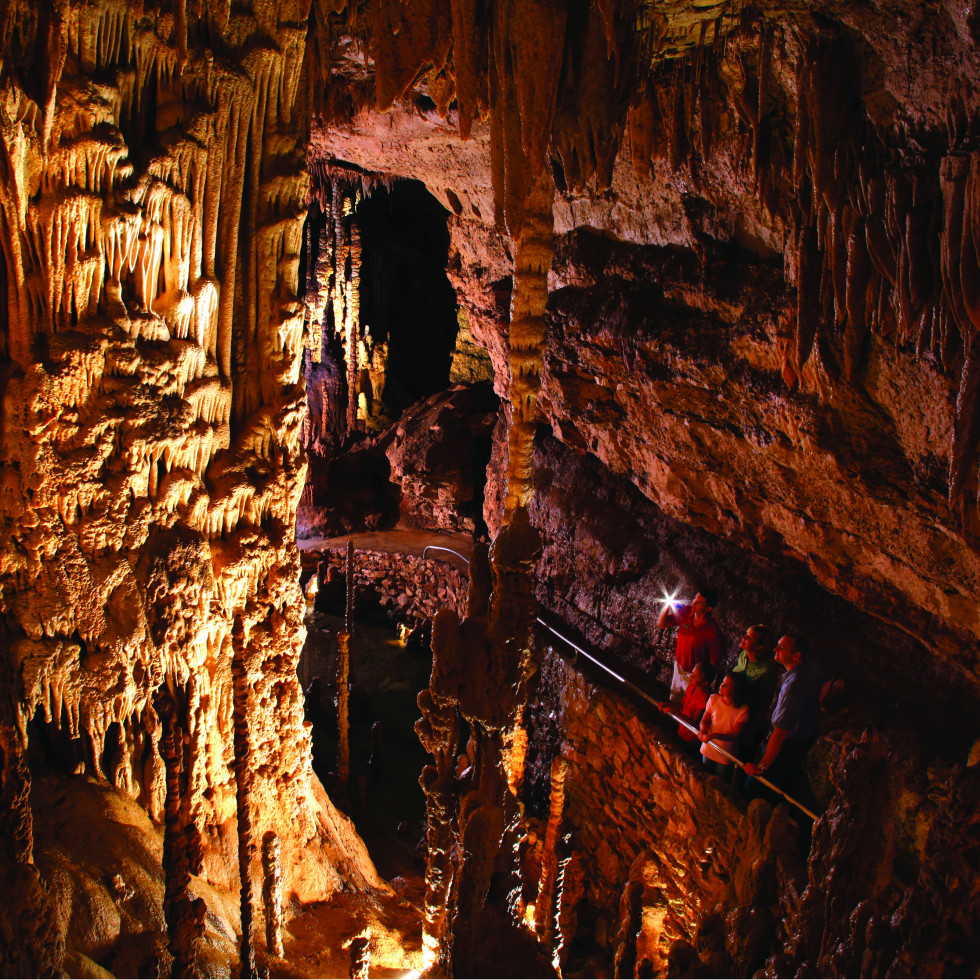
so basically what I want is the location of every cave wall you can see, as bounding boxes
[309,0,980,699]
[301,4,980,972]
[313,545,469,624]
[0,1,382,969]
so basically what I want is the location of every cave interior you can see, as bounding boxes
[0,0,979,977]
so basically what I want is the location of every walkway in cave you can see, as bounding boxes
[298,524,474,566]
[302,531,825,829]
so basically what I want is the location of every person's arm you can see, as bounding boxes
[658,604,679,629]
[698,697,714,741]
[745,726,788,776]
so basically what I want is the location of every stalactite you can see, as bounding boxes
[345,200,361,433]
[371,0,452,113]
[450,0,489,139]
[504,723,528,796]
[503,174,554,520]
[110,718,134,797]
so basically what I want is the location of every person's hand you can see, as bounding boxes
[744,762,763,776]
[698,730,709,742]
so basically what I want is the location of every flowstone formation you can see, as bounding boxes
[0,2,381,974]
[2,0,980,976]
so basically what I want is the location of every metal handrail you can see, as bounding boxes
[537,618,820,822]
[422,545,471,564]
[418,546,819,821]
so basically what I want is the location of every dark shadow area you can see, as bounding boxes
[300,609,430,884]
[357,180,460,417]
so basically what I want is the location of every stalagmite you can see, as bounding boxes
[336,631,352,792]
[553,848,585,974]
[416,611,463,974]
[231,625,258,979]
[0,721,33,866]
[262,831,284,959]
[347,934,371,979]
[534,756,568,942]
[156,693,205,977]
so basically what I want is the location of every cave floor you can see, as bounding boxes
[272,888,424,978]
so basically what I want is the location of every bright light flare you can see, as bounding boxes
[660,588,682,610]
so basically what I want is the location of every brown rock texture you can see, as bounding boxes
[308,0,980,697]
[385,382,499,534]
[0,1,384,971]
[531,645,974,976]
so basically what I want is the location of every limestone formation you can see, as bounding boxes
[2,0,980,976]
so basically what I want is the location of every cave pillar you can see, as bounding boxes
[231,622,259,978]
[336,630,352,791]
[416,685,460,976]
[534,756,568,942]
[503,173,555,520]
[156,691,206,978]
[261,831,284,959]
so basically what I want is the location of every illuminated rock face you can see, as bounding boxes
[304,2,980,975]
[0,2,380,971]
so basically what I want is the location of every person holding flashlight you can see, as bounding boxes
[657,588,724,701]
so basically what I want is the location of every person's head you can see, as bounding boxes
[740,625,771,661]
[690,588,718,625]
[719,671,747,708]
[774,633,808,670]
[691,661,716,689]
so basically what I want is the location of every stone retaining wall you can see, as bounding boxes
[312,548,469,624]
[536,651,804,973]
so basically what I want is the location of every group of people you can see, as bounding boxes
[657,588,831,807]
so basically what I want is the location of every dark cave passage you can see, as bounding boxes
[357,180,461,418]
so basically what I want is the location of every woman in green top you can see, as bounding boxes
[732,625,780,759]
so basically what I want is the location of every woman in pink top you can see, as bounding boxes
[698,672,749,780]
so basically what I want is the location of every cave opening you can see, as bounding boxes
[357,179,461,419]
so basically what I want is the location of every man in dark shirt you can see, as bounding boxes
[744,633,830,802]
